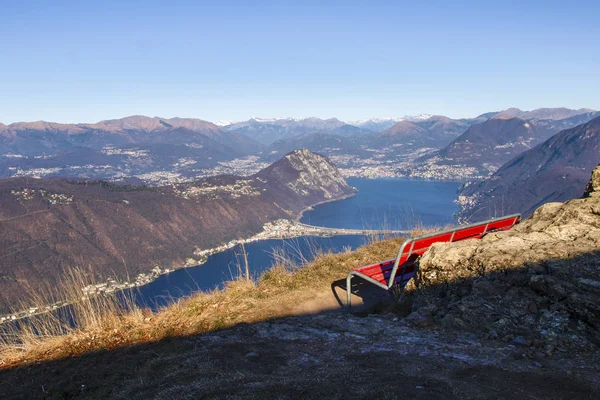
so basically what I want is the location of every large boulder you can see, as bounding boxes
[406,169,600,353]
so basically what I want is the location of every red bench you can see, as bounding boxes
[345,214,521,310]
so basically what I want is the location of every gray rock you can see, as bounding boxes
[409,170,600,353]
[583,164,600,197]
[511,336,529,347]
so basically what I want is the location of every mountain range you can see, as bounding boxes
[456,116,600,221]
[478,107,596,121]
[1,107,598,184]
[221,117,372,145]
[410,110,600,179]
[0,116,261,156]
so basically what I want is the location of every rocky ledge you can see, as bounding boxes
[405,164,600,354]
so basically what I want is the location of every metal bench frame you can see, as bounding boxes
[345,214,521,310]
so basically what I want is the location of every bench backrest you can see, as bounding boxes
[387,214,521,288]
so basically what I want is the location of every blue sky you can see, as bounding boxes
[1,0,599,123]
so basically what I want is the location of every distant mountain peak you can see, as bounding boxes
[379,120,424,137]
[488,107,597,121]
[89,115,221,133]
[214,120,238,126]
[407,113,433,121]
[257,149,351,200]
[490,114,521,121]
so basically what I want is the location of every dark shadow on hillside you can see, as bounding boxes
[330,278,395,314]
[1,250,599,399]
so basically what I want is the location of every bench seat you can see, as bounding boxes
[345,214,521,310]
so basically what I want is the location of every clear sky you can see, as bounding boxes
[1,0,599,123]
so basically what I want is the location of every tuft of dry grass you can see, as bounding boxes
[0,267,143,365]
[0,236,411,369]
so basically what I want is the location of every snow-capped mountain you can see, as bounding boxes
[404,113,433,121]
[214,120,238,126]
[348,117,404,132]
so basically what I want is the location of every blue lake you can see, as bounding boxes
[133,235,370,310]
[301,178,460,230]
[134,178,459,309]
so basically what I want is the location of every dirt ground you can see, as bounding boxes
[1,309,598,399]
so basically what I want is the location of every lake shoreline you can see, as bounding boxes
[296,191,357,223]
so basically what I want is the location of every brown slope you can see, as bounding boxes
[377,116,475,149]
[0,150,353,313]
[456,117,600,221]
[379,120,425,137]
[428,116,553,176]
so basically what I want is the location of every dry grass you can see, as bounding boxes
[0,236,411,369]
[0,267,143,366]
[0,220,451,369]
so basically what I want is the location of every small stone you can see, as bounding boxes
[245,352,259,358]
[405,312,435,328]
[511,336,528,347]
[440,315,455,329]
[489,330,499,339]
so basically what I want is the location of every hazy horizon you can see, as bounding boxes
[2,106,598,126]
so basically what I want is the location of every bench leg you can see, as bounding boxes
[346,274,352,312]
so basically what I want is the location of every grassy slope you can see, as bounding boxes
[0,237,405,368]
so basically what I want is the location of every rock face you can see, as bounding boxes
[407,172,600,353]
[0,150,353,313]
[258,149,351,200]
[584,164,600,197]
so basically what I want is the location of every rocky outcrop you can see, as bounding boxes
[584,164,600,197]
[405,171,600,354]
[258,149,351,200]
